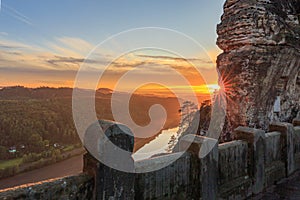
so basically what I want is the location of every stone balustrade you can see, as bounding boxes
[1,119,300,199]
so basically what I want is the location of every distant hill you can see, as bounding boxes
[97,88,113,95]
[0,86,73,99]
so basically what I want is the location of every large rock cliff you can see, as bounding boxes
[217,0,300,137]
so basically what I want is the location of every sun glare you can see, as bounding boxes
[134,84,221,96]
[207,84,220,93]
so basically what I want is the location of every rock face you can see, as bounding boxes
[217,0,300,136]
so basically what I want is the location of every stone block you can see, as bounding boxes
[293,118,300,127]
[234,127,265,195]
[179,134,218,199]
[134,152,198,200]
[218,141,252,199]
[269,122,296,176]
[264,132,285,187]
[83,120,135,200]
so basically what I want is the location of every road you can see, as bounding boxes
[0,154,83,190]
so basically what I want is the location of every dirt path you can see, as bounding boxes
[0,154,83,190]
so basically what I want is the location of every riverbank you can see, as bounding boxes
[0,147,85,180]
[0,154,83,190]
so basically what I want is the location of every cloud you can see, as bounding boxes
[0,39,34,50]
[0,66,78,88]
[46,37,94,57]
[0,66,77,75]
[99,52,217,78]
[0,37,102,71]
[46,42,82,58]
[0,38,219,89]
[45,57,82,69]
[0,32,8,36]
[2,4,33,26]
[56,37,93,54]
[46,56,96,66]
[136,54,213,64]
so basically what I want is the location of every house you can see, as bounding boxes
[8,146,16,153]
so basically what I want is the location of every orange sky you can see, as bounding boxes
[0,38,221,98]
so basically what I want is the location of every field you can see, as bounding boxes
[0,158,22,170]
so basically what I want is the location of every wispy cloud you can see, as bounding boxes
[0,32,8,36]
[45,36,94,58]
[0,39,33,50]
[137,54,213,64]
[56,37,93,55]
[46,42,82,58]
[0,37,218,89]
[2,4,33,26]
[46,56,86,66]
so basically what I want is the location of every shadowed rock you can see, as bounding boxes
[217,0,300,135]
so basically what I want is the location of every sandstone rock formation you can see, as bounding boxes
[217,0,300,136]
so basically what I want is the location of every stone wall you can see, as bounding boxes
[135,153,200,200]
[218,141,252,198]
[1,120,300,199]
[217,0,300,135]
[263,131,285,187]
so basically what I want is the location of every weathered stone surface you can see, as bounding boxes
[269,122,296,176]
[293,118,300,126]
[259,171,300,199]
[218,140,252,199]
[2,124,300,199]
[135,152,200,200]
[179,135,219,200]
[0,174,94,200]
[234,127,265,194]
[84,120,135,200]
[263,131,285,187]
[217,0,300,135]
[294,126,300,170]
[134,135,218,200]
[84,120,135,166]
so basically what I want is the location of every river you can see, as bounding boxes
[132,127,180,161]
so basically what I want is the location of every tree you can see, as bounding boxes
[178,101,198,127]
[0,146,8,160]
[29,134,44,152]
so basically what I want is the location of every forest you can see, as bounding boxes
[0,86,181,163]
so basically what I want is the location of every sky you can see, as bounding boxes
[0,0,225,95]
